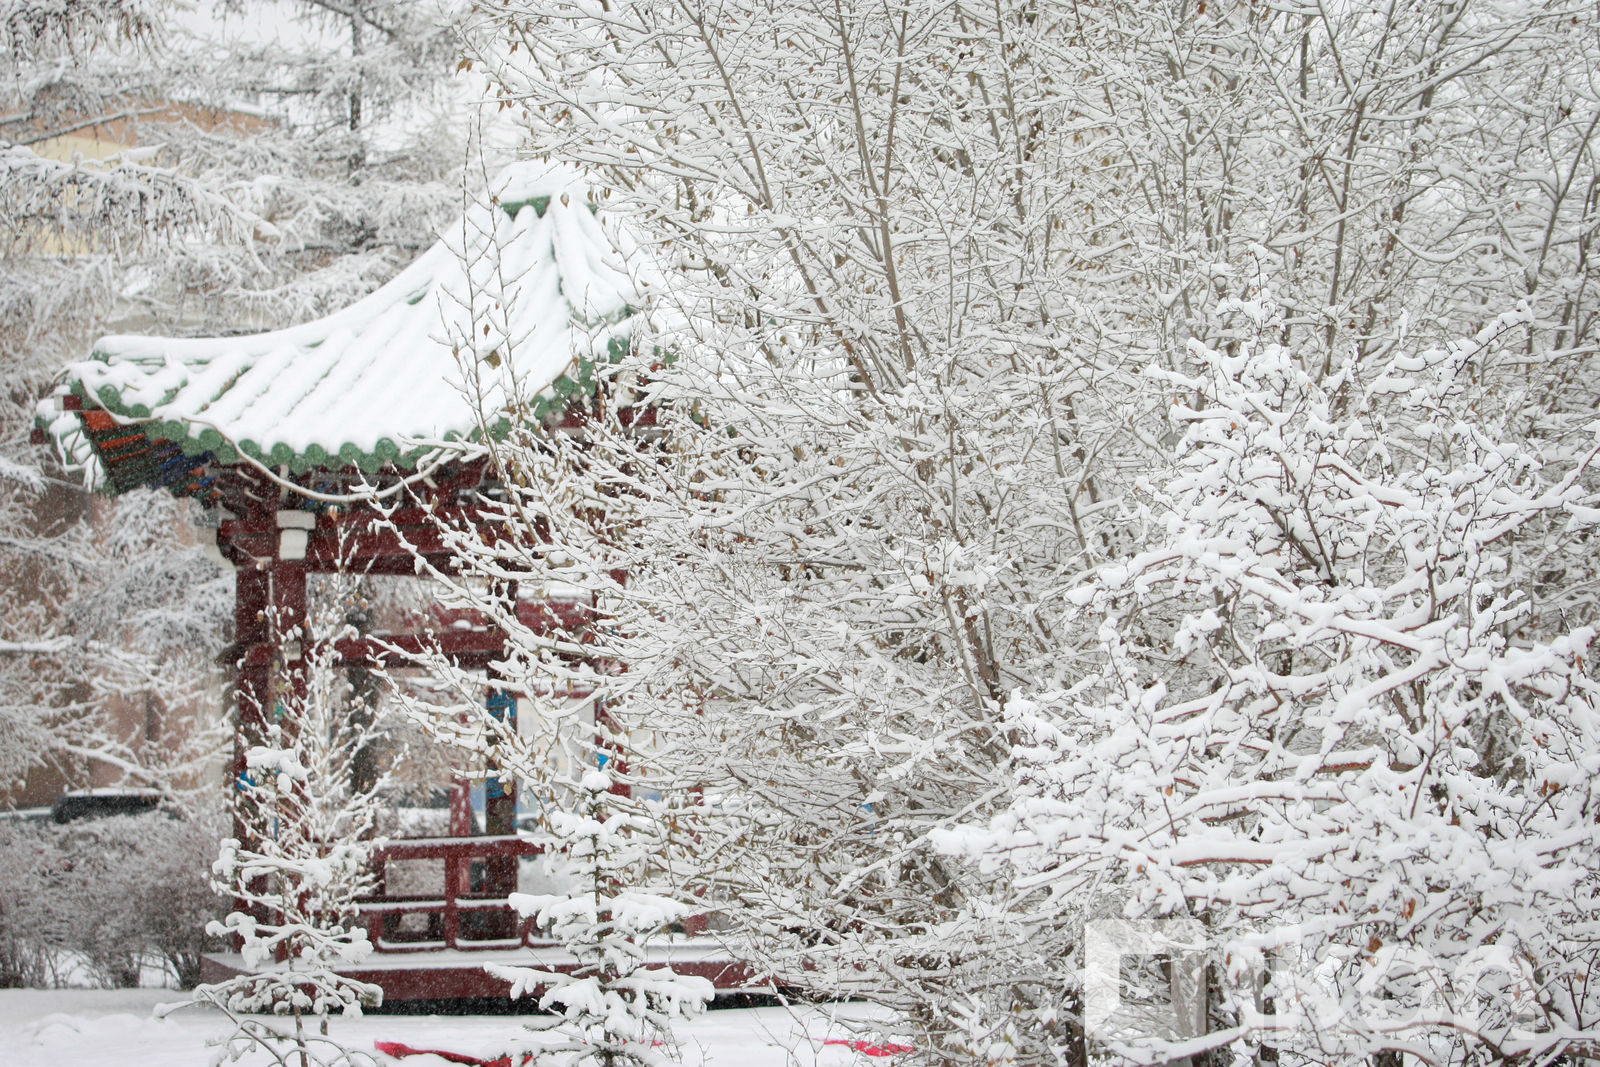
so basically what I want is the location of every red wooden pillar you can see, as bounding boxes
[225,507,311,939]
[224,508,270,933]
[447,777,474,914]
[443,856,463,948]
[228,520,311,784]
[232,563,271,783]
[266,534,309,960]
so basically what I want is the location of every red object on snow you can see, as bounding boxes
[823,1039,915,1057]
[374,1040,525,1067]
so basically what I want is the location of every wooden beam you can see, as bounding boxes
[218,514,527,572]
[326,630,508,669]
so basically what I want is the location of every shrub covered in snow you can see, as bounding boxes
[0,808,225,989]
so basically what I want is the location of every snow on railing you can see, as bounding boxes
[358,835,546,952]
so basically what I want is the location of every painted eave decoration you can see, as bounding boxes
[38,164,637,492]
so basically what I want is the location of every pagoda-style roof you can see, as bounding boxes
[40,165,636,485]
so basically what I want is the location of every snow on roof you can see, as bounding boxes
[49,164,636,474]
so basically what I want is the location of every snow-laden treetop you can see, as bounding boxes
[43,164,636,475]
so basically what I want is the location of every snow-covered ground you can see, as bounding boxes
[0,989,908,1067]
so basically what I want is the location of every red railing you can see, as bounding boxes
[358,835,548,953]
[331,834,753,997]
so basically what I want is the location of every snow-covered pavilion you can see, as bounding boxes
[34,168,737,1003]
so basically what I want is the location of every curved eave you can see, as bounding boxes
[52,331,629,479]
[40,166,640,485]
